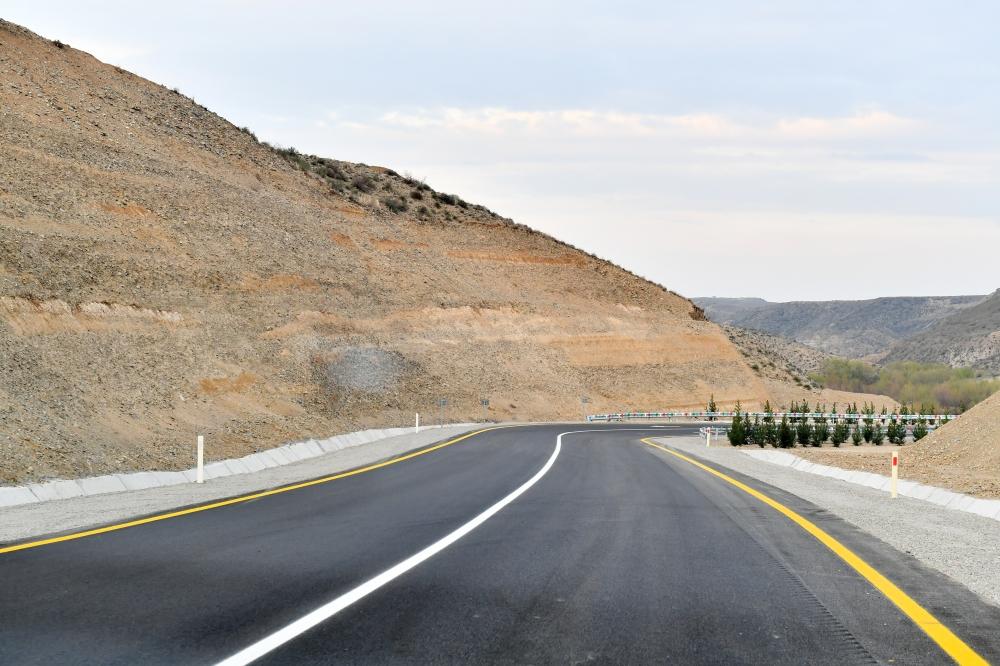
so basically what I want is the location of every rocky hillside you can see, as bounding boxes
[694,295,987,359]
[690,297,767,323]
[721,325,833,385]
[884,290,1000,374]
[0,20,790,483]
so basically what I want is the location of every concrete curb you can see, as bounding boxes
[0,424,479,509]
[741,449,1000,522]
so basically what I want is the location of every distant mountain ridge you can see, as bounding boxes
[694,295,988,359]
[884,290,1000,374]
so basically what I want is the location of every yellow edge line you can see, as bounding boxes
[640,437,988,666]
[0,426,507,556]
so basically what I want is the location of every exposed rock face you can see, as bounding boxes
[0,20,776,483]
[720,325,833,384]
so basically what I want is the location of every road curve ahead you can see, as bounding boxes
[1,424,998,664]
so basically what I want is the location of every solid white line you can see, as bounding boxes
[215,430,574,666]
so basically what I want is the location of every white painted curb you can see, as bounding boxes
[0,423,480,508]
[742,449,1000,523]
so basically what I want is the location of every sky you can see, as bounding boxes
[5,1,999,301]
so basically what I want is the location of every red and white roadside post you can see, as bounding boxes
[890,450,899,499]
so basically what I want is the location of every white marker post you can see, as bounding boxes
[415,412,420,434]
[890,450,898,498]
[196,435,205,484]
[706,429,712,448]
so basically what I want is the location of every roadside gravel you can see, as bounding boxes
[0,424,487,545]
[659,435,1000,608]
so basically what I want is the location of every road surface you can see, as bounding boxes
[2,424,998,664]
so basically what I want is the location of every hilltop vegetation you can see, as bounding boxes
[809,359,999,412]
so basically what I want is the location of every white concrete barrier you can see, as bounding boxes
[743,448,1000,524]
[0,423,480,508]
[0,486,38,508]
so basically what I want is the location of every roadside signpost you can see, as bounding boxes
[891,451,899,498]
[480,398,489,423]
[196,435,204,484]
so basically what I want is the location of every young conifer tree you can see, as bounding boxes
[778,415,795,448]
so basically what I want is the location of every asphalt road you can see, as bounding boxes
[2,424,998,664]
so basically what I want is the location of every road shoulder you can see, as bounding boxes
[654,436,1000,609]
[0,425,486,545]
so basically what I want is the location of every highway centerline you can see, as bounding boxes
[214,429,590,666]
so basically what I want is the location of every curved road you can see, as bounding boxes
[1,424,998,664]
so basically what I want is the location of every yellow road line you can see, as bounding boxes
[641,438,987,666]
[0,427,506,556]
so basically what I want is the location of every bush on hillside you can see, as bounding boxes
[382,196,408,213]
[351,174,375,192]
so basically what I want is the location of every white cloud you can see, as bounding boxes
[372,107,915,141]
[775,110,917,139]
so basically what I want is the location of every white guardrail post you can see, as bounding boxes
[196,434,205,484]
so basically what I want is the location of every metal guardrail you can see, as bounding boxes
[588,411,955,424]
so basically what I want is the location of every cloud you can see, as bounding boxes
[372,107,915,141]
[775,110,917,139]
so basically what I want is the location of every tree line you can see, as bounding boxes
[722,400,931,448]
[809,359,999,413]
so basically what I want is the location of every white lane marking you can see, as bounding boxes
[216,430,577,666]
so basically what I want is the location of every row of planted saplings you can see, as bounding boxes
[725,401,939,448]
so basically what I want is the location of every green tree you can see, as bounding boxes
[796,420,812,446]
[728,403,746,446]
[872,423,885,445]
[778,416,795,448]
[763,421,778,447]
[912,417,929,441]
[751,415,766,447]
[831,422,849,447]
[887,418,906,445]
[707,394,717,421]
[811,422,829,447]
[851,425,863,446]
[762,401,778,446]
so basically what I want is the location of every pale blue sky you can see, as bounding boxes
[5,1,999,300]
